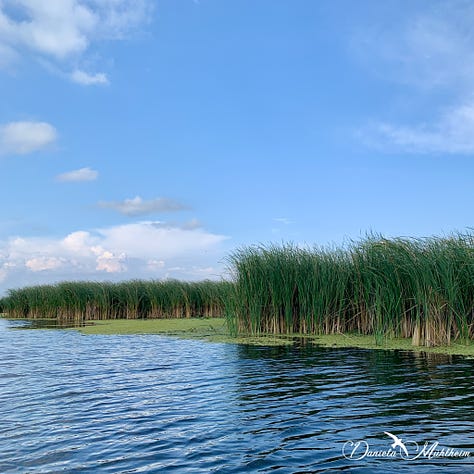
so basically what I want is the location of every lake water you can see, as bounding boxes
[0,319,473,473]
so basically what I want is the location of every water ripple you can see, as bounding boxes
[0,319,473,473]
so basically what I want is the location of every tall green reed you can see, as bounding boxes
[226,233,474,346]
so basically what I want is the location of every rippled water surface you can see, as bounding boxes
[1,319,473,473]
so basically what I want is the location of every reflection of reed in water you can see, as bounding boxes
[230,344,474,470]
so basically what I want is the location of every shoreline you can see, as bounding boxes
[77,318,474,356]
[6,316,472,357]
[3,315,473,356]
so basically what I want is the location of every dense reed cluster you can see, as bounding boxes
[228,233,474,346]
[2,233,474,346]
[0,280,232,321]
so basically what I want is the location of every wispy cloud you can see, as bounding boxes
[98,196,188,217]
[0,221,228,291]
[0,1,153,83]
[352,3,474,91]
[70,69,108,85]
[354,2,474,155]
[360,101,474,154]
[0,121,57,155]
[56,167,99,182]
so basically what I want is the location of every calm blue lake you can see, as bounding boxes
[0,318,473,473]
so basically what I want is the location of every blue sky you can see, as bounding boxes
[1,0,474,294]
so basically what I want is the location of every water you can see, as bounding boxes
[0,319,473,473]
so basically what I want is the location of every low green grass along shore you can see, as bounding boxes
[3,314,473,355]
[75,318,292,346]
[72,318,474,356]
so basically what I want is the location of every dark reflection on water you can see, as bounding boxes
[12,319,93,329]
[0,319,473,473]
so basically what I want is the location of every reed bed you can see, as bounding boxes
[226,233,474,346]
[2,233,474,347]
[0,280,232,322]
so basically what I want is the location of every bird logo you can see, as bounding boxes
[384,432,409,457]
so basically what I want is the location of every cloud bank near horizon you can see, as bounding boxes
[0,221,229,294]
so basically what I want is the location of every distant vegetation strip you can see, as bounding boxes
[2,232,474,347]
[0,280,233,321]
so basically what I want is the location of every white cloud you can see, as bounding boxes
[0,1,153,83]
[70,69,108,85]
[361,100,474,154]
[0,121,57,155]
[98,196,187,216]
[0,1,94,59]
[56,167,98,182]
[62,230,91,255]
[25,256,64,272]
[97,221,225,259]
[0,221,229,293]
[95,250,126,273]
